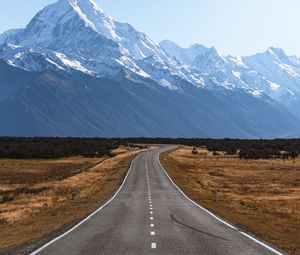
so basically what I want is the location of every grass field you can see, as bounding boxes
[0,146,152,252]
[161,146,300,255]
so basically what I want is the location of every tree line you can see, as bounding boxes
[1,137,300,160]
[0,137,120,159]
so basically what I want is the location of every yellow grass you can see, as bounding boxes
[161,146,300,255]
[0,146,154,251]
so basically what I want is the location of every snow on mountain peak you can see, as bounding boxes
[66,0,120,40]
[267,47,286,57]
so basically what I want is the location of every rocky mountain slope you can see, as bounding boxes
[0,0,299,138]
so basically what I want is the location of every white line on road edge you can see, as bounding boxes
[151,243,157,249]
[30,155,140,255]
[151,231,155,236]
[240,232,284,255]
[157,150,284,255]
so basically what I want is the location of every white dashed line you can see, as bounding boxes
[145,155,158,251]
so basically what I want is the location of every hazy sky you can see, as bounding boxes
[0,0,299,56]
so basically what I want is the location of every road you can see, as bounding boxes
[31,146,283,255]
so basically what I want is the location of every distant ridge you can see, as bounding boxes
[0,0,299,138]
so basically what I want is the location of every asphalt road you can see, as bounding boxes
[31,146,284,255]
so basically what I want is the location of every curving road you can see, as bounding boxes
[31,146,284,255]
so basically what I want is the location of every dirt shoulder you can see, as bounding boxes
[161,146,300,255]
[0,146,155,254]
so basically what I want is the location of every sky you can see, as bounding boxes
[0,0,299,57]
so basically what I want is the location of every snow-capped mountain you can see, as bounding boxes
[243,48,300,116]
[0,0,299,138]
[159,40,207,66]
[0,0,206,89]
[161,41,300,117]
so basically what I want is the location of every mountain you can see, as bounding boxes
[243,48,300,117]
[161,41,300,119]
[159,40,207,66]
[0,0,299,138]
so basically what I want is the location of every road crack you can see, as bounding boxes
[170,214,229,242]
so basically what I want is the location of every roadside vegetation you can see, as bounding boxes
[1,137,300,160]
[0,143,152,254]
[125,137,300,160]
[0,137,123,159]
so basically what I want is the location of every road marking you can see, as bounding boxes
[145,155,158,250]
[157,150,285,255]
[240,232,284,255]
[30,155,140,255]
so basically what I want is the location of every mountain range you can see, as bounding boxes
[0,0,299,138]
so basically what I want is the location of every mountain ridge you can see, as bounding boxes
[0,0,299,138]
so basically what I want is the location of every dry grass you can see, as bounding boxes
[0,145,153,251]
[161,146,300,255]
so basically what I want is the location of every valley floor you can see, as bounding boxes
[0,146,153,254]
[161,146,300,255]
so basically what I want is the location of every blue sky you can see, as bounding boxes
[0,0,299,56]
